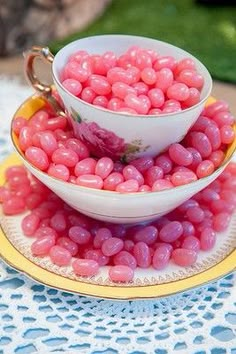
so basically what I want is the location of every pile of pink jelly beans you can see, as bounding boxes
[60,46,205,114]
[0,162,236,282]
[12,100,235,192]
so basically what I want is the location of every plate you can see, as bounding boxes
[0,153,235,300]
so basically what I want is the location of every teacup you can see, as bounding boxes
[24,35,212,161]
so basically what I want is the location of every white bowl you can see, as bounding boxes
[25,35,212,161]
[11,96,236,224]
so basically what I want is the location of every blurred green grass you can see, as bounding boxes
[50,0,236,83]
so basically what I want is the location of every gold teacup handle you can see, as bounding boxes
[24,46,66,117]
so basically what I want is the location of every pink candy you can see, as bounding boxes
[60,46,204,115]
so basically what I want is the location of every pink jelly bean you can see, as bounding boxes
[117,54,132,69]
[113,251,137,269]
[62,79,82,96]
[141,67,157,85]
[186,147,202,170]
[116,179,139,193]
[182,221,195,238]
[149,108,162,115]
[19,126,35,151]
[93,95,109,108]
[171,171,197,186]
[46,116,67,131]
[212,212,231,232]
[12,116,28,135]
[190,132,212,158]
[57,237,78,256]
[172,248,197,266]
[196,160,215,178]
[155,154,173,174]
[107,98,124,111]
[90,74,111,95]
[167,83,190,101]
[148,88,165,108]
[112,82,136,99]
[213,111,235,127]
[205,125,221,150]
[133,242,151,268]
[102,237,124,256]
[159,221,183,242]
[81,87,96,103]
[220,125,235,144]
[74,158,96,176]
[200,228,216,251]
[154,56,176,70]
[155,68,174,92]
[0,187,13,203]
[107,67,133,85]
[39,131,58,155]
[65,138,89,160]
[201,188,220,202]
[124,93,149,114]
[123,165,144,186]
[26,193,44,210]
[127,66,141,84]
[5,166,27,179]
[34,226,57,239]
[133,225,158,245]
[8,174,30,189]
[124,240,134,252]
[28,110,48,131]
[21,213,40,236]
[182,236,200,252]
[84,249,109,266]
[169,143,193,166]
[69,226,91,244]
[186,206,205,223]
[103,172,124,191]
[72,259,99,277]
[25,147,49,171]
[144,166,164,187]
[130,156,154,174]
[52,148,78,167]
[152,179,173,191]
[109,265,134,282]
[50,213,67,232]
[47,164,70,181]
[76,174,103,189]
[68,213,91,228]
[49,245,72,266]
[209,150,225,168]
[192,116,215,132]
[211,199,231,214]
[183,87,200,107]
[31,236,55,256]
[152,245,171,270]
[93,228,112,248]
[131,82,149,95]
[220,189,236,205]
[95,157,114,179]
[204,100,229,118]
[135,50,152,69]
[177,69,204,89]
[65,61,90,82]
[175,58,196,75]
[139,184,151,192]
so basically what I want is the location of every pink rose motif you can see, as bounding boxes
[73,120,126,158]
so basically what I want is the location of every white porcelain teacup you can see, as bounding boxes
[24,35,212,161]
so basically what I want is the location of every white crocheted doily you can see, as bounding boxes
[0,77,235,354]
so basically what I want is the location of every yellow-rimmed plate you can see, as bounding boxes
[0,153,235,300]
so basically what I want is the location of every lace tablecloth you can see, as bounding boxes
[0,77,235,354]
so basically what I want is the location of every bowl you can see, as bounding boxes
[25,35,212,161]
[11,96,235,224]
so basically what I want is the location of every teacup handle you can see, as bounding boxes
[24,46,66,117]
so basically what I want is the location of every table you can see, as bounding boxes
[0,76,235,354]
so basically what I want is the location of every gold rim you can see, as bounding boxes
[0,153,235,300]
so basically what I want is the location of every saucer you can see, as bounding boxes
[0,153,235,300]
